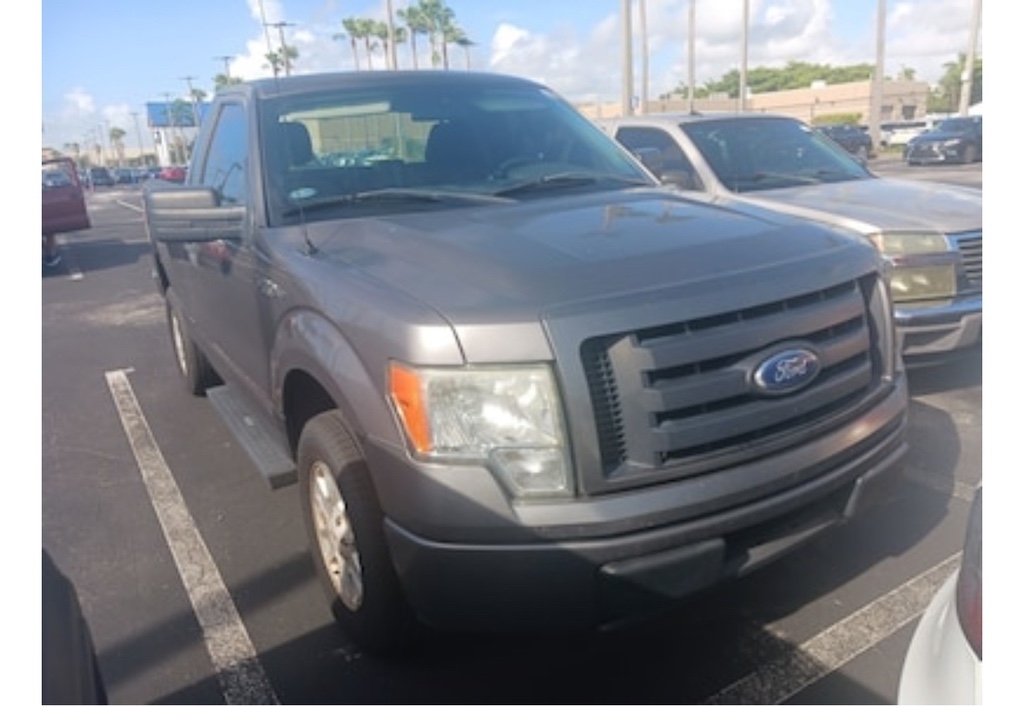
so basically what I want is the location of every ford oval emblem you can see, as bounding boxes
[752,348,821,396]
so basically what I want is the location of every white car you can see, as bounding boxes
[898,486,982,704]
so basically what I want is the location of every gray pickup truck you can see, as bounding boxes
[144,71,908,654]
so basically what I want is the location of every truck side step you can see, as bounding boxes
[207,385,297,489]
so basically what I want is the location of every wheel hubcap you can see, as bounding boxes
[309,460,363,610]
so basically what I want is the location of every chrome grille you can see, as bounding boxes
[582,276,882,480]
[954,231,982,288]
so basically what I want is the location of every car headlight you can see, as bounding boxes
[942,138,964,148]
[389,362,571,498]
[868,232,956,301]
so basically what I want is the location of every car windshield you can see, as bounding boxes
[680,117,871,193]
[261,82,652,225]
[934,118,978,134]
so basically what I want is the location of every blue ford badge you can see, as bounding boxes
[752,348,821,396]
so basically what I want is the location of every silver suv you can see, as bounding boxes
[597,112,982,361]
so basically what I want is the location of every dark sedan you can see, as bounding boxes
[817,124,873,160]
[905,116,982,165]
[86,167,115,187]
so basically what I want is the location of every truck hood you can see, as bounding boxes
[732,176,981,235]
[304,188,875,355]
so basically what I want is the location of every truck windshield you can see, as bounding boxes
[681,117,871,193]
[261,83,652,225]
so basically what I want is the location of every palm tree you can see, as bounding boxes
[441,23,473,70]
[397,5,428,70]
[265,51,284,77]
[371,20,392,70]
[356,18,379,70]
[418,0,454,69]
[109,127,127,165]
[338,17,362,70]
[454,35,475,70]
[214,74,243,90]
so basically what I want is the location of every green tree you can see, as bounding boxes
[109,126,127,165]
[397,4,429,69]
[371,19,405,69]
[355,18,379,70]
[337,17,363,70]
[454,35,475,70]
[214,74,243,91]
[928,54,982,113]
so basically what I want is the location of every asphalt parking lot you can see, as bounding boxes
[40,163,983,704]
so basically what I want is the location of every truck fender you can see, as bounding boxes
[270,310,404,452]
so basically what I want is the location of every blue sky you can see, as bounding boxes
[40,0,985,152]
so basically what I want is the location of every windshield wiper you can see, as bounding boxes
[747,171,825,185]
[282,188,511,217]
[492,172,648,197]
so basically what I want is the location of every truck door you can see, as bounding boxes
[182,100,274,406]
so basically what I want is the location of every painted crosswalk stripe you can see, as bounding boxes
[105,369,279,705]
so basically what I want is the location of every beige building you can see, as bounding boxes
[575,78,931,125]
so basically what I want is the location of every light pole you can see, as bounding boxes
[869,0,885,148]
[639,0,648,115]
[688,0,696,113]
[215,55,233,79]
[265,21,295,76]
[621,0,633,116]
[739,0,749,112]
[181,76,202,128]
[131,111,145,165]
[958,0,982,115]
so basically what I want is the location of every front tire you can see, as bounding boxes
[165,291,217,396]
[297,411,419,654]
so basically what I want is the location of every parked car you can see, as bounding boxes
[904,116,982,165]
[879,119,935,148]
[86,166,115,187]
[596,112,982,361]
[158,165,187,182]
[113,167,137,184]
[42,156,91,266]
[143,71,908,655]
[817,124,872,159]
[898,486,982,703]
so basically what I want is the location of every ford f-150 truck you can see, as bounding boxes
[143,71,908,654]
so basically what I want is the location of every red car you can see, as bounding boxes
[43,157,91,265]
[158,166,187,182]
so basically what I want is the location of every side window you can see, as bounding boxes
[198,103,248,205]
[616,126,702,190]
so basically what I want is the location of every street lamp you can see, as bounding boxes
[265,21,295,76]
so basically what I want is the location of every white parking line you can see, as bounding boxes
[703,553,961,704]
[105,369,280,705]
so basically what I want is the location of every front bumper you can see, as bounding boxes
[895,294,982,358]
[373,380,908,632]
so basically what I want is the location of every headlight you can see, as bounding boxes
[868,232,956,301]
[389,362,571,498]
[942,138,964,148]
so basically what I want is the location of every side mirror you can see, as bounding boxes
[144,184,245,243]
[660,170,699,191]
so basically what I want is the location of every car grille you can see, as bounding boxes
[581,275,885,486]
[953,231,982,289]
